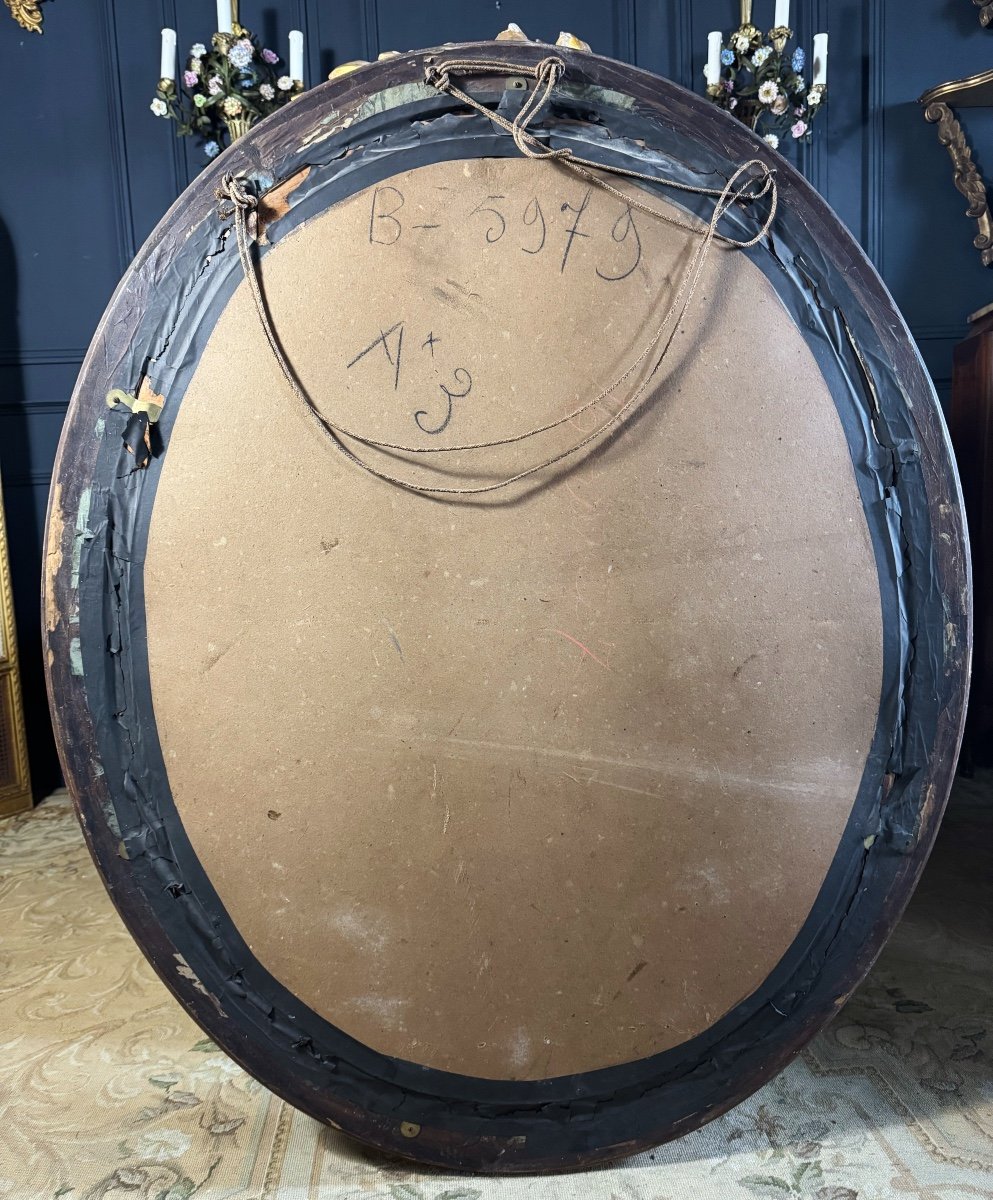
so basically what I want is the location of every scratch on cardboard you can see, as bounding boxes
[551,628,611,670]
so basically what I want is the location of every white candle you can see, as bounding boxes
[159,27,177,82]
[216,0,233,34]
[706,30,722,86]
[812,32,828,85]
[775,0,790,29]
[289,29,304,83]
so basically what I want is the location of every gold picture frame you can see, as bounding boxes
[0,469,31,817]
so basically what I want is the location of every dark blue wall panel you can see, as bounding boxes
[0,0,989,791]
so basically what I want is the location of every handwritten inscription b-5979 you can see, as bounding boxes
[368,183,644,283]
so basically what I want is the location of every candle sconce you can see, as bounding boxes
[703,0,827,152]
[152,1,304,161]
[920,70,993,268]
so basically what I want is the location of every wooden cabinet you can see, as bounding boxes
[951,306,993,762]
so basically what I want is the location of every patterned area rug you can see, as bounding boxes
[0,782,991,1200]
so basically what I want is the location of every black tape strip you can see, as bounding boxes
[121,412,152,469]
[74,81,945,1156]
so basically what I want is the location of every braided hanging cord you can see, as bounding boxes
[216,56,779,496]
[424,55,778,249]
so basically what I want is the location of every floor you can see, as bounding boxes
[0,778,990,1200]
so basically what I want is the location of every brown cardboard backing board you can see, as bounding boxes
[144,157,883,1080]
[43,42,970,1173]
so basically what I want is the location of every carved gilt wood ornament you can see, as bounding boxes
[0,466,31,816]
[920,70,993,268]
[4,0,45,33]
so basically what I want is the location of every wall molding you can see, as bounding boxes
[296,0,311,84]
[793,0,814,187]
[675,2,692,89]
[0,348,85,367]
[2,470,54,490]
[360,0,377,60]
[619,0,636,67]
[101,0,138,271]
[161,0,185,200]
[0,400,69,415]
[864,0,885,268]
[807,0,828,197]
[911,325,967,341]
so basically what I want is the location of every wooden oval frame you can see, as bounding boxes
[43,42,971,1173]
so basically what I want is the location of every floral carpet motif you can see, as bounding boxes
[0,782,990,1200]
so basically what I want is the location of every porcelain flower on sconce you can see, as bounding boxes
[703,2,827,151]
[154,26,303,158]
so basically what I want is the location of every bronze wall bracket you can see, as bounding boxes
[920,70,993,268]
[4,0,45,33]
